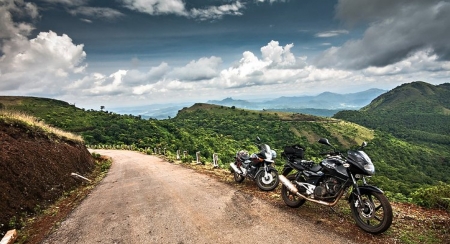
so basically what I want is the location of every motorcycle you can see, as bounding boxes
[279,138,393,234]
[230,137,279,191]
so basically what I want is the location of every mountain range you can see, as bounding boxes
[110,88,386,119]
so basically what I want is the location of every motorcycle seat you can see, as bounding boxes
[309,164,322,172]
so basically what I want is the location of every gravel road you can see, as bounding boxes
[43,150,355,244]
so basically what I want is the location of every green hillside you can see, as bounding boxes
[1,95,449,201]
[334,81,450,147]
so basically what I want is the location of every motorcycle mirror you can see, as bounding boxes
[318,138,331,146]
[361,141,368,148]
[256,136,261,142]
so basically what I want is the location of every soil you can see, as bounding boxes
[0,120,95,240]
[1,120,449,243]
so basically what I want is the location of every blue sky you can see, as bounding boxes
[1,0,450,109]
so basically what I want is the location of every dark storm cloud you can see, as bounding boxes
[314,0,450,70]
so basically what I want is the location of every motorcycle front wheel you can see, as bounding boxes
[281,174,306,208]
[233,171,245,183]
[255,169,279,191]
[350,191,393,234]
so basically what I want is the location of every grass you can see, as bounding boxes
[0,110,83,143]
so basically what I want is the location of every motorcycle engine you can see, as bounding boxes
[314,177,341,199]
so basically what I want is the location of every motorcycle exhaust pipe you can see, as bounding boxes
[278,175,299,194]
[230,163,242,174]
[278,175,344,207]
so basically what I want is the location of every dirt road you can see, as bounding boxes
[43,150,355,244]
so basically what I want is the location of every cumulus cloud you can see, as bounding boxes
[0,0,87,94]
[169,57,222,81]
[315,0,450,70]
[0,30,87,93]
[217,41,310,89]
[123,62,170,85]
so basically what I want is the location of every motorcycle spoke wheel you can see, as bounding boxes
[255,170,279,191]
[351,191,393,234]
[281,174,306,208]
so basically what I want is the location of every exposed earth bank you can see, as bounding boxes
[0,120,95,237]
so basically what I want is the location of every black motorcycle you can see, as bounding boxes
[279,138,393,234]
[230,137,279,191]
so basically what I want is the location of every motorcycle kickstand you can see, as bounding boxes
[329,206,338,214]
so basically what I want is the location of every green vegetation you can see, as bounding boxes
[1,89,450,210]
[334,81,450,148]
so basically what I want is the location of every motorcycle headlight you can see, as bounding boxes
[364,163,375,175]
[271,150,277,159]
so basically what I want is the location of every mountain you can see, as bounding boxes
[206,88,387,116]
[361,81,450,114]
[101,89,387,119]
[334,81,450,147]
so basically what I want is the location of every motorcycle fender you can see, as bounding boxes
[281,164,293,176]
[348,185,384,203]
[267,166,278,173]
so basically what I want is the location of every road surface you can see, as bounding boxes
[43,150,355,244]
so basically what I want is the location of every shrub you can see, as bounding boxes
[411,182,450,211]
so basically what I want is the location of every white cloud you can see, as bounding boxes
[123,62,170,85]
[315,30,349,38]
[68,7,124,19]
[363,49,450,76]
[120,0,245,21]
[41,0,88,7]
[0,30,86,93]
[190,1,245,21]
[169,57,222,81]
[121,0,187,16]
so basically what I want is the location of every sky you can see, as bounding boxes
[1,0,450,110]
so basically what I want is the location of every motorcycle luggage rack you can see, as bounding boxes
[282,144,305,161]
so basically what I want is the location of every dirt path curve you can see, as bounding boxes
[43,150,355,244]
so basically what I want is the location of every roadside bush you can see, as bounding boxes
[181,155,194,163]
[411,182,450,211]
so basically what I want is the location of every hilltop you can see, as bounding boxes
[334,81,450,147]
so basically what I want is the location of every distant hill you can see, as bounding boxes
[334,81,450,147]
[207,88,386,117]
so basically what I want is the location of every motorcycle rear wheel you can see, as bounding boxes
[281,174,306,208]
[255,169,279,191]
[233,171,245,183]
[350,191,393,234]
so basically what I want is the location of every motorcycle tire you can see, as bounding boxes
[233,171,245,183]
[350,190,393,234]
[255,169,279,191]
[281,174,306,208]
